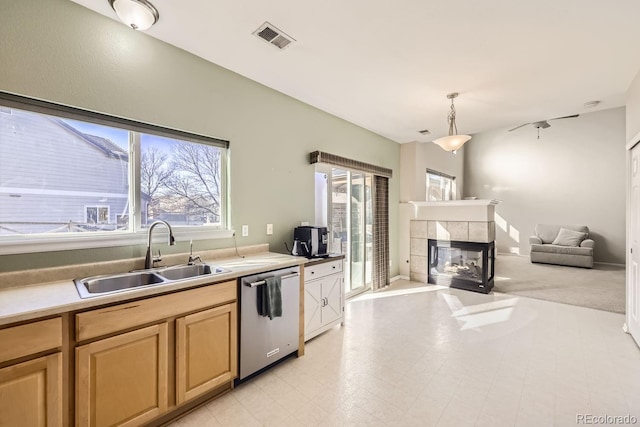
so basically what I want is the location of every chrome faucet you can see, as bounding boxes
[145,220,176,269]
[187,240,202,265]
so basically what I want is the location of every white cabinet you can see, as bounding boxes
[304,259,344,341]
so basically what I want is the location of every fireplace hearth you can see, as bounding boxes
[428,239,495,293]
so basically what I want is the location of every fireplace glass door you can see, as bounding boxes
[428,239,495,293]
[431,247,483,282]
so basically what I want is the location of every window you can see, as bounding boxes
[85,206,110,225]
[140,133,223,227]
[426,169,456,201]
[0,93,229,251]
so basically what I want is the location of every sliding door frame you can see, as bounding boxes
[315,164,372,298]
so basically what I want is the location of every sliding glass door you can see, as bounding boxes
[325,168,372,297]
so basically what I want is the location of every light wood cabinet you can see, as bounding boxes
[304,259,344,341]
[0,353,62,427]
[76,281,236,342]
[76,323,169,427]
[0,317,64,427]
[75,280,238,426]
[176,302,237,404]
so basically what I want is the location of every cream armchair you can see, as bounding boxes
[529,224,594,268]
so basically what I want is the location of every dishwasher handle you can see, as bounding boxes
[245,272,299,288]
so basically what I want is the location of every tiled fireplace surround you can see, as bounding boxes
[408,201,497,283]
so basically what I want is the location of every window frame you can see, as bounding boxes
[426,168,456,201]
[0,92,232,255]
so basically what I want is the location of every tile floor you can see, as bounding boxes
[168,281,640,427]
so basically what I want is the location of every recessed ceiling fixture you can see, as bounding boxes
[253,22,296,50]
[584,100,601,108]
[418,129,431,135]
[432,93,471,153]
[108,0,159,31]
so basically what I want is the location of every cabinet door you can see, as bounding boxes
[304,279,323,339]
[76,323,168,427]
[0,353,62,427]
[321,274,343,326]
[176,303,237,404]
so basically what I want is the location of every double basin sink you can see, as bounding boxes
[74,263,230,299]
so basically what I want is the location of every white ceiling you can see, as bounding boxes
[71,0,640,143]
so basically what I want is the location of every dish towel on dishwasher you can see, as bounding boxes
[257,276,282,319]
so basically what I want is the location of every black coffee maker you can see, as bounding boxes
[293,226,328,258]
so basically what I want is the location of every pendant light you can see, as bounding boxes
[108,0,159,31]
[432,92,471,153]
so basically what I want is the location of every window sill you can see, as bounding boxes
[0,228,235,256]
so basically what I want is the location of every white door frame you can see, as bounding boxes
[625,130,640,345]
[315,164,372,298]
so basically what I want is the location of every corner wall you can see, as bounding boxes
[399,142,465,203]
[398,141,465,276]
[463,107,626,264]
[0,0,400,275]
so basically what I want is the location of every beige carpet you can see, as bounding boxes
[493,254,626,313]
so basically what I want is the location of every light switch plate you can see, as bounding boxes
[242,225,249,237]
[266,224,273,235]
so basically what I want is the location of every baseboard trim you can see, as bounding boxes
[390,275,407,283]
[594,261,626,267]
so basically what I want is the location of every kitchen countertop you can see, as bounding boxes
[0,251,308,327]
[304,254,346,266]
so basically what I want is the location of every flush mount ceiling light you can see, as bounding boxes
[432,92,471,153]
[108,0,159,31]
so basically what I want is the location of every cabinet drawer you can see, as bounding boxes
[304,260,343,280]
[76,280,236,342]
[0,317,62,363]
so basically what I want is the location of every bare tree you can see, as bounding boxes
[141,147,172,217]
[162,142,221,221]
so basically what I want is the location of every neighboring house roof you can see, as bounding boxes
[52,118,128,160]
[0,108,129,194]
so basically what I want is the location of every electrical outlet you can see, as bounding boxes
[301,221,309,226]
[242,225,249,237]
[266,224,273,235]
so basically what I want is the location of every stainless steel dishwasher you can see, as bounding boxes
[238,266,300,381]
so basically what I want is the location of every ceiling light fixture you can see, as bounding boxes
[432,92,471,153]
[108,0,159,31]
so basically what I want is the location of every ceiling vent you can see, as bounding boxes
[253,22,295,50]
[418,129,432,135]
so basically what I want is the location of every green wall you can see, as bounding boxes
[0,0,400,275]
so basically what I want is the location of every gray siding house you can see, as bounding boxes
[0,108,147,234]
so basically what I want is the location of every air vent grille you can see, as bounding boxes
[257,26,279,42]
[253,22,295,50]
